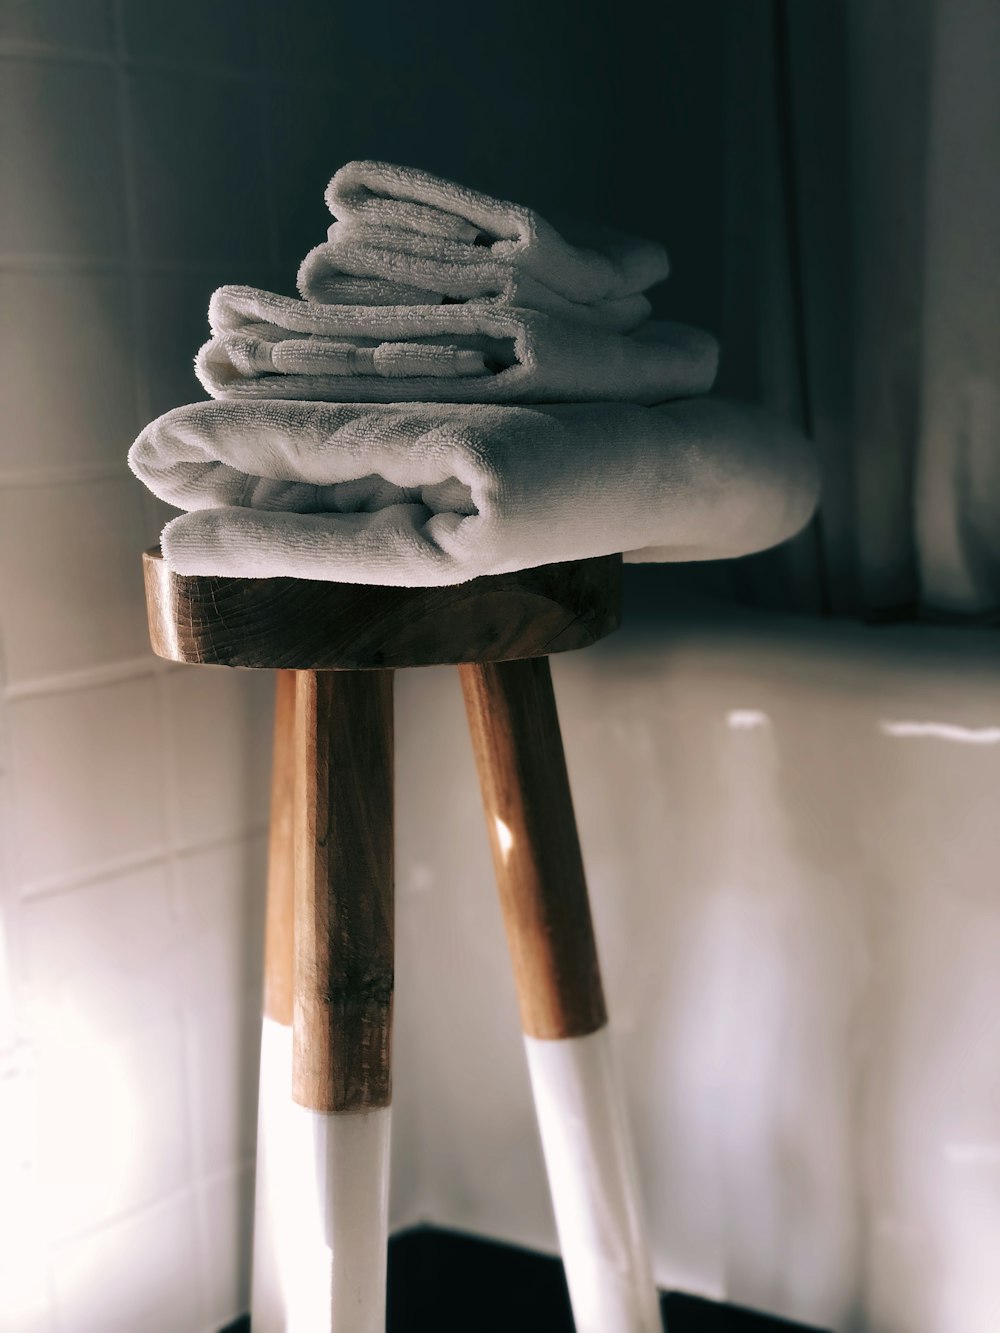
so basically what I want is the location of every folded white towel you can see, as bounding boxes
[297,161,671,332]
[129,399,819,587]
[196,286,719,407]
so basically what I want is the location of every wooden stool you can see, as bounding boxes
[143,549,661,1333]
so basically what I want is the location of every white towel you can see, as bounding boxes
[129,398,819,587]
[297,161,671,332]
[196,286,719,407]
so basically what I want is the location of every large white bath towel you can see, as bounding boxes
[297,161,671,332]
[196,286,718,406]
[129,399,819,587]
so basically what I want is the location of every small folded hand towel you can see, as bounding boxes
[297,161,671,332]
[129,398,819,587]
[196,286,719,406]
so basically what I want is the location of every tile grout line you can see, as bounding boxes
[3,654,172,703]
[47,1178,212,1259]
[0,462,131,491]
[0,254,277,274]
[16,818,269,902]
[0,40,351,91]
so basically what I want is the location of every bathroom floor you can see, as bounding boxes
[222,1226,831,1332]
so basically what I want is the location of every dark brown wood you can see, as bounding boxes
[459,658,608,1041]
[262,670,296,1028]
[142,548,621,670]
[292,669,394,1114]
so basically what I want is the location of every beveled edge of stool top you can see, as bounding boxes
[142,548,622,670]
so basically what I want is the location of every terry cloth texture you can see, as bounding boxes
[196,285,719,406]
[297,160,670,332]
[129,398,819,587]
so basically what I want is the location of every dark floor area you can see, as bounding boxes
[223,1224,831,1332]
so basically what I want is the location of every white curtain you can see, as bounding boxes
[702,0,999,621]
[912,0,1000,613]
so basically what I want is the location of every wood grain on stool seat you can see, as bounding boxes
[142,548,622,670]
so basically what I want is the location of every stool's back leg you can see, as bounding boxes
[460,658,662,1333]
[251,670,297,1332]
[283,668,394,1333]
[263,671,297,1032]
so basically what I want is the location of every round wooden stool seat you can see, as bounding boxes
[142,548,622,670]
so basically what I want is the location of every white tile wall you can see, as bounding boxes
[18,861,180,1039]
[32,1015,192,1241]
[137,271,224,420]
[0,57,127,259]
[9,675,165,888]
[0,1048,54,1332]
[50,1190,204,1333]
[172,835,268,1010]
[0,2,314,1327]
[199,1163,255,1330]
[163,668,273,847]
[0,272,139,476]
[0,1,114,55]
[128,68,271,268]
[0,480,151,683]
[184,996,261,1179]
[259,83,352,268]
[119,0,260,72]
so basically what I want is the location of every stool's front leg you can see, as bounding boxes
[460,658,661,1333]
[285,668,394,1333]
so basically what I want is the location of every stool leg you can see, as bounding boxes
[459,658,661,1333]
[287,668,394,1333]
[251,670,297,1332]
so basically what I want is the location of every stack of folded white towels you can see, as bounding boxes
[129,161,819,586]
